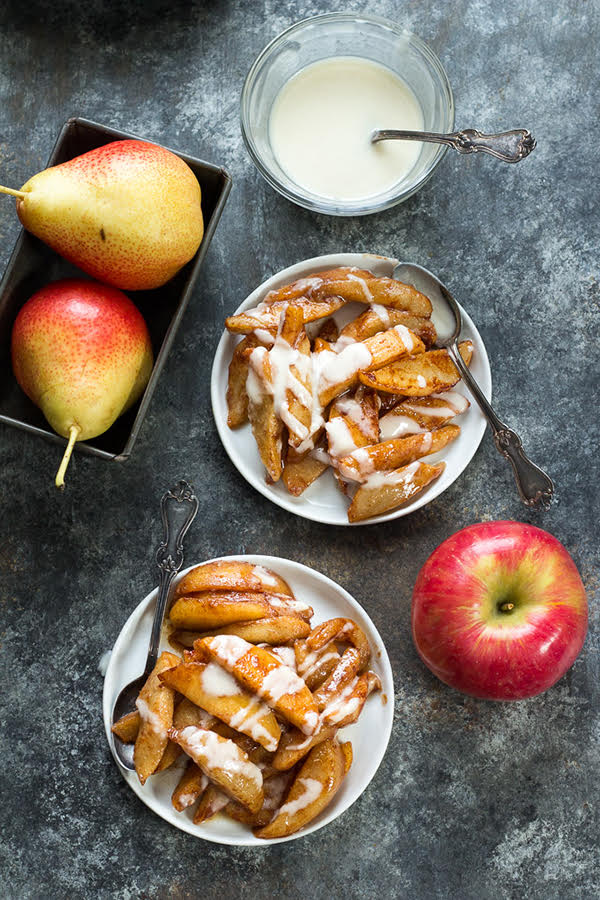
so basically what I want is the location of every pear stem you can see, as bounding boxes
[55,425,81,490]
[0,185,26,200]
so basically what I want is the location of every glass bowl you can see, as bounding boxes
[240,13,454,216]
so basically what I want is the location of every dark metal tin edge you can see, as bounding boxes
[0,116,232,464]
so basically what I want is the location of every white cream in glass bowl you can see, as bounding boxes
[269,56,424,202]
[240,13,454,216]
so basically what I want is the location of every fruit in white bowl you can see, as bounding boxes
[411,521,587,700]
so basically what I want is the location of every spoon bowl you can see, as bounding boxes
[393,262,554,509]
[111,675,148,769]
[393,262,461,345]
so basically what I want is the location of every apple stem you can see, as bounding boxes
[0,184,26,200]
[500,602,515,612]
[55,425,81,489]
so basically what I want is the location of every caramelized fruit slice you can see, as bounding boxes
[175,560,294,599]
[347,461,445,522]
[196,635,320,735]
[160,660,281,752]
[254,738,351,839]
[168,725,264,814]
[337,424,460,482]
[133,650,180,785]
[359,341,473,396]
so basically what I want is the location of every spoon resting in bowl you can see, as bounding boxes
[393,262,554,508]
[372,128,536,163]
[111,480,199,770]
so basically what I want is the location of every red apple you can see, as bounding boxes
[411,521,587,700]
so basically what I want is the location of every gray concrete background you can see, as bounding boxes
[0,1,598,898]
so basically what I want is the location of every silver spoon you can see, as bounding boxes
[393,262,554,508]
[372,128,536,163]
[111,479,199,770]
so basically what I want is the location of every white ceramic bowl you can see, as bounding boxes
[102,555,394,846]
[211,253,492,525]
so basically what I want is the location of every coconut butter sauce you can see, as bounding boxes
[269,56,424,202]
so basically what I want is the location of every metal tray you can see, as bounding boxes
[0,116,232,460]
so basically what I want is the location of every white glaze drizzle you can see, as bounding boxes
[209,791,230,814]
[259,665,306,703]
[252,328,275,347]
[322,677,361,724]
[317,342,372,388]
[326,695,361,724]
[191,708,218,730]
[378,390,468,440]
[252,564,279,588]
[303,711,320,733]
[335,395,375,432]
[347,272,373,302]
[310,446,332,465]
[325,417,358,458]
[403,403,456,417]
[379,413,426,439]
[136,697,165,735]
[200,662,242,697]
[420,432,433,452]
[263,774,292,810]
[179,726,263,789]
[277,777,323,817]
[268,646,297,669]
[248,332,324,451]
[244,295,417,455]
[289,276,323,294]
[177,773,209,808]
[362,460,420,491]
[331,334,358,352]
[208,635,249,667]
[370,303,390,327]
[337,450,372,482]
[284,732,315,752]
[297,647,340,682]
[393,324,416,351]
[349,447,374,476]
[246,349,268,404]
[228,702,278,751]
[430,390,469,413]
[266,595,312,615]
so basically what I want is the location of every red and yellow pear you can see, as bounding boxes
[11,279,153,487]
[0,140,203,290]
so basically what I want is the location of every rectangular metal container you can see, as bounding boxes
[0,116,232,460]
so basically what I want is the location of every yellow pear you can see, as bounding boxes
[3,140,203,290]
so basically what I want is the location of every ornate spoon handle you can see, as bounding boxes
[371,128,536,163]
[448,347,554,508]
[144,480,199,676]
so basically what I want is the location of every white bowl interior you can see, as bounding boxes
[211,253,492,525]
[102,555,394,846]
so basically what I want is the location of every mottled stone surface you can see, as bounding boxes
[0,1,598,898]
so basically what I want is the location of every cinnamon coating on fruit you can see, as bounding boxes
[116,559,385,838]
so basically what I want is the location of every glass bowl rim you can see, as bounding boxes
[240,11,455,216]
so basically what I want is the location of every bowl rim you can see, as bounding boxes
[240,12,454,216]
